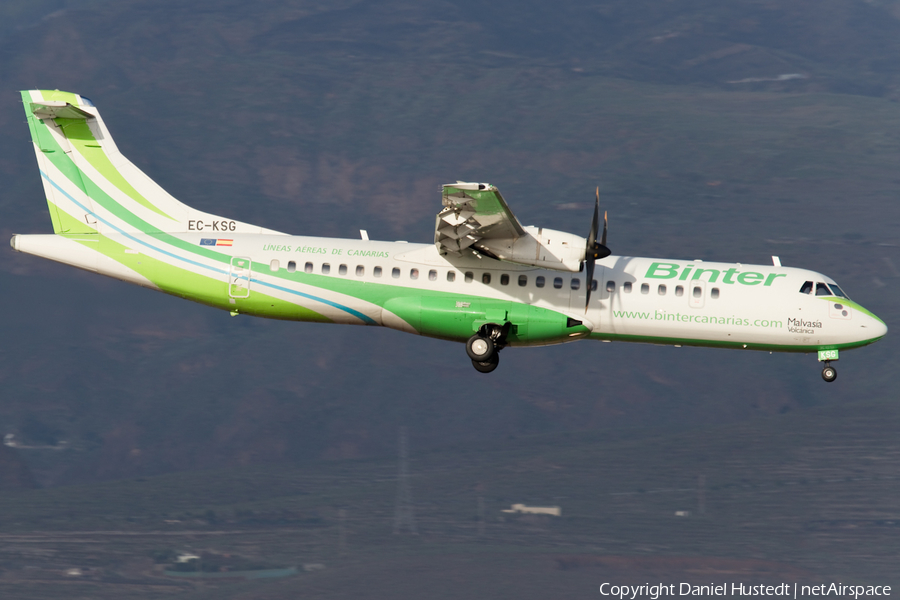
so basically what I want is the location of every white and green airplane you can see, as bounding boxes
[11,90,887,380]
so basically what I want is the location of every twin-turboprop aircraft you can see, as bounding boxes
[12,90,887,380]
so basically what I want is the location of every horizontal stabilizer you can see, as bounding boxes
[30,101,94,120]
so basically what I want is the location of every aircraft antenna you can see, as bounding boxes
[393,426,418,534]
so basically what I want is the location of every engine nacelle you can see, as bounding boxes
[475,226,586,272]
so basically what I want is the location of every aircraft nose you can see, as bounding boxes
[872,316,888,340]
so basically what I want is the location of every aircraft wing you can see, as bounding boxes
[434,182,527,256]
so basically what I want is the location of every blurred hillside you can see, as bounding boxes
[0,397,898,598]
[0,0,898,486]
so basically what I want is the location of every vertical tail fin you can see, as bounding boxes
[21,90,284,236]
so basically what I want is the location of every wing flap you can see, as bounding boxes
[433,181,589,271]
[435,182,525,256]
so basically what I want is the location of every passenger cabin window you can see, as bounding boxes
[536,276,545,288]
[500,274,509,286]
[675,285,684,297]
[800,281,813,294]
[428,269,437,281]
[641,283,649,294]
[482,273,491,284]
[623,282,632,293]
[356,265,365,276]
[305,262,313,273]
[447,271,456,282]
[374,266,382,277]
[287,260,296,273]
[518,275,527,287]
[553,277,563,289]
[711,287,720,299]
[322,263,331,274]
[658,284,666,295]
[692,286,702,298]
[410,268,419,280]
[606,281,615,293]
[338,264,348,275]
[571,278,581,290]
[591,280,597,292]
[270,259,280,272]
[815,282,830,296]
[392,267,400,279]
[465,271,474,283]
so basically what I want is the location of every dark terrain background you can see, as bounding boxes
[0,0,898,597]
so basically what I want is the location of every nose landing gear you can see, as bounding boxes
[821,362,837,383]
[817,350,839,383]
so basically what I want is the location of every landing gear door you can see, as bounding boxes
[229,256,251,298]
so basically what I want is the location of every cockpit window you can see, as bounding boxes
[828,283,849,298]
[815,282,830,296]
[799,281,813,294]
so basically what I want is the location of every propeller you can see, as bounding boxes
[584,187,611,312]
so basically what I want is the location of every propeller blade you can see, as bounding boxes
[584,188,601,312]
[601,210,608,247]
[588,187,599,248]
[584,257,595,312]
[585,187,610,312]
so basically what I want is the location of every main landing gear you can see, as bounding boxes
[821,362,837,383]
[466,323,510,374]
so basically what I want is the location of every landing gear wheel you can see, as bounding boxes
[472,353,500,373]
[822,364,837,383]
[466,334,495,361]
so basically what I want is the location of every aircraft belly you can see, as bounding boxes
[380,294,589,344]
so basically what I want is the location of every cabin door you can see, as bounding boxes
[688,279,705,308]
[229,256,252,298]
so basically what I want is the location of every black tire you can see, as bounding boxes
[822,366,837,382]
[472,353,500,373]
[466,335,495,361]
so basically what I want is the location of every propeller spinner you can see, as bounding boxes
[584,187,610,312]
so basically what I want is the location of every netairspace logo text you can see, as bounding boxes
[598,582,891,599]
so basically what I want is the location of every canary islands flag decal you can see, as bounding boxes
[199,239,234,247]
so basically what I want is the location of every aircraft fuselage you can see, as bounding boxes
[12,232,886,355]
[11,89,887,378]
